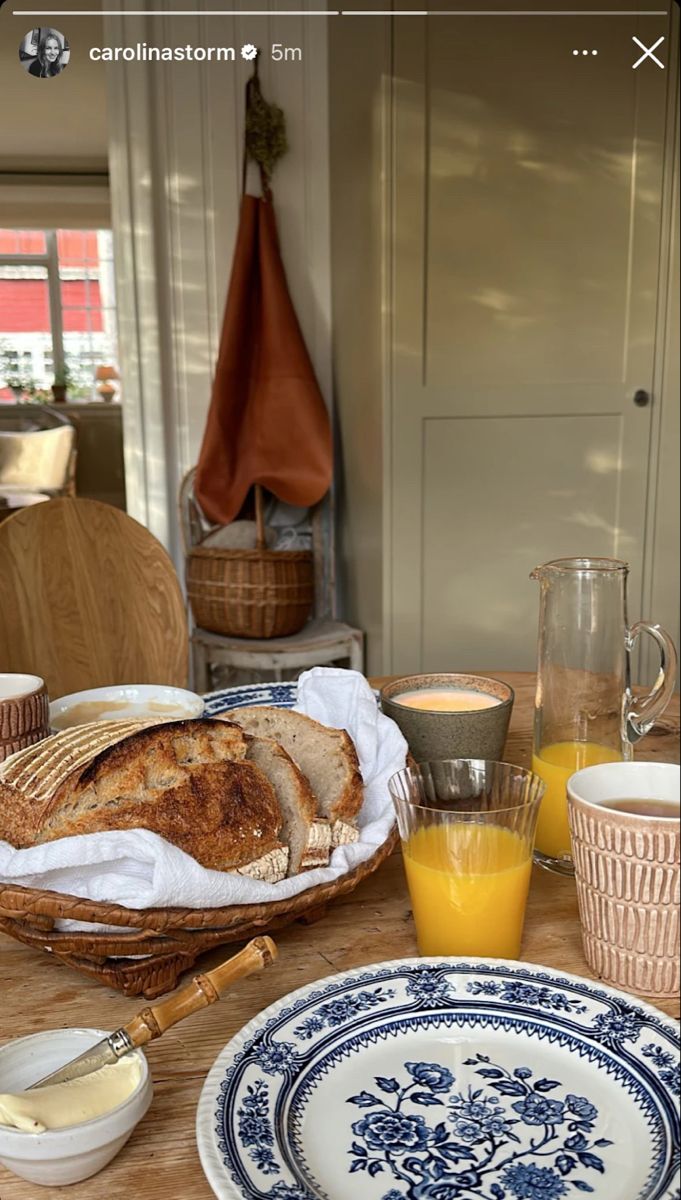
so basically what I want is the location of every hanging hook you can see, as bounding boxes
[245,50,263,119]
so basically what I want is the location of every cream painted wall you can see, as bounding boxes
[329,6,680,676]
[106,3,332,570]
[0,2,108,172]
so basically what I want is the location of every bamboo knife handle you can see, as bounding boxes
[122,937,278,1047]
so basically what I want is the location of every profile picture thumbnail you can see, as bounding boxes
[19,28,70,78]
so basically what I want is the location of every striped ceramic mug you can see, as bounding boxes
[568,761,680,998]
[0,674,50,764]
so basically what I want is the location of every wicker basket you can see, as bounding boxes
[0,830,398,999]
[186,484,314,638]
[187,546,313,638]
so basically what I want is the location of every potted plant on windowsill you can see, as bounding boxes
[51,363,71,403]
[6,376,25,402]
[0,344,27,401]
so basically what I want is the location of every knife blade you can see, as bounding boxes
[28,936,277,1090]
[29,1029,134,1089]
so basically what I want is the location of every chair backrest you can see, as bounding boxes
[178,466,213,554]
[0,497,189,699]
[0,426,76,493]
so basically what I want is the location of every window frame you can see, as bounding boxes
[0,231,66,378]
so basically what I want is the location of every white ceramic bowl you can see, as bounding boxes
[49,683,205,732]
[0,1028,152,1186]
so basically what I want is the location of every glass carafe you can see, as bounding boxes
[530,557,677,874]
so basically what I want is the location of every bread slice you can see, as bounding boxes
[229,707,363,847]
[0,719,288,881]
[245,736,331,875]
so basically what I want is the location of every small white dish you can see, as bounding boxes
[49,683,205,732]
[0,1028,152,1186]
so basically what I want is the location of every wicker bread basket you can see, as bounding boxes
[0,830,397,998]
[0,691,402,999]
[186,485,313,638]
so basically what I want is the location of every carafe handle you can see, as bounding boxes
[625,622,678,744]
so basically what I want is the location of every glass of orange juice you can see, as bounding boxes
[389,760,545,958]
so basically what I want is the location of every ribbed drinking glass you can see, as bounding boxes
[389,760,544,959]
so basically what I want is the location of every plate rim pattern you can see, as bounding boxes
[203,682,298,714]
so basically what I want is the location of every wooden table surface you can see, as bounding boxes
[0,672,678,1200]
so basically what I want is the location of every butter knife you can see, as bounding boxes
[28,936,277,1090]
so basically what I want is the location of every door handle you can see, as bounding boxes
[633,389,651,407]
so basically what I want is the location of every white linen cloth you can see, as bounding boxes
[0,669,407,912]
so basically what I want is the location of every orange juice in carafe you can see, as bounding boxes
[401,823,532,957]
[531,741,623,859]
[530,557,676,871]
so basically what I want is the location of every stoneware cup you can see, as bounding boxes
[568,761,680,998]
[0,673,50,764]
[380,673,514,763]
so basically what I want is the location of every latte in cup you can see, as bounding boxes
[380,673,513,763]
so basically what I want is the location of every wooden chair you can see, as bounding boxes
[179,469,364,691]
[0,497,189,700]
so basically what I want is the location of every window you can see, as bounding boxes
[0,229,119,403]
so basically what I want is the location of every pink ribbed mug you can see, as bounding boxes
[568,762,680,998]
[0,674,50,764]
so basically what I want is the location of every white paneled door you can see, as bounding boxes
[388,11,674,673]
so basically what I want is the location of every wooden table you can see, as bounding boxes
[0,672,678,1199]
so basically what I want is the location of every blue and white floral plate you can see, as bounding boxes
[196,957,680,1200]
[203,680,380,716]
[204,682,300,716]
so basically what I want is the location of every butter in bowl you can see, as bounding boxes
[0,1028,152,1186]
[0,939,277,1186]
[380,672,514,762]
[49,683,205,732]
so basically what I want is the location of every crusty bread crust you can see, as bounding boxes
[228,707,363,834]
[331,819,360,848]
[0,720,287,876]
[50,720,248,829]
[43,759,284,873]
[0,718,169,848]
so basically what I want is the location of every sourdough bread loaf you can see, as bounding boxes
[0,719,288,881]
[229,707,363,846]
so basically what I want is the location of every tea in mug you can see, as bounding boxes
[597,797,679,819]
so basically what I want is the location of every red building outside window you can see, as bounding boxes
[0,229,118,402]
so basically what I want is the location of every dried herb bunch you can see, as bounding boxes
[245,74,288,184]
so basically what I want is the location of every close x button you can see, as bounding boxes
[632,35,666,70]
